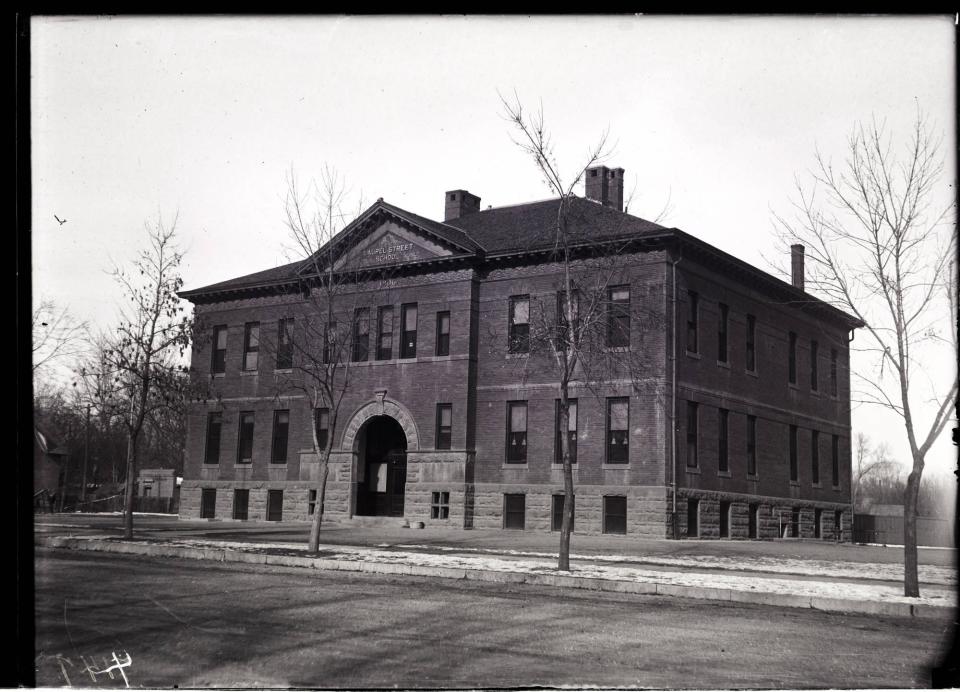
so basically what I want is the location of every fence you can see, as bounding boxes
[40,491,180,515]
[853,513,955,547]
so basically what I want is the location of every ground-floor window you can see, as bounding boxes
[719,500,731,538]
[267,489,284,522]
[790,508,800,537]
[432,491,450,519]
[551,494,575,532]
[603,495,627,535]
[834,510,843,538]
[686,498,699,537]
[308,489,317,516]
[814,508,822,539]
[503,493,525,529]
[748,503,759,539]
[233,489,249,520]
[200,488,216,519]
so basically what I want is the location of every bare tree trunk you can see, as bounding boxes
[122,432,136,539]
[903,465,922,597]
[308,453,330,554]
[558,393,573,572]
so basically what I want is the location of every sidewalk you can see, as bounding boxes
[36,525,956,619]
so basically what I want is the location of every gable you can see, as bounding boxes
[333,220,455,271]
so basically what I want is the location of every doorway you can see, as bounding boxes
[355,415,408,517]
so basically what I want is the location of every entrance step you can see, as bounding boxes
[343,516,410,529]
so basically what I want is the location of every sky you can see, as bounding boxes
[30,15,957,478]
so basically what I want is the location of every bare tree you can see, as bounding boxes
[32,299,87,376]
[501,96,665,571]
[277,166,371,554]
[93,215,194,538]
[773,111,956,596]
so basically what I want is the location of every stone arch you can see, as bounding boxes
[340,397,420,452]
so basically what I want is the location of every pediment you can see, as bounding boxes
[332,220,454,271]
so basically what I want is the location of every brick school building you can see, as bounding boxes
[179,166,860,540]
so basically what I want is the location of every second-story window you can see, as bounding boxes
[832,435,840,487]
[436,404,452,450]
[237,411,255,464]
[376,306,393,360]
[718,408,729,472]
[810,339,819,391]
[555,399,578,464]
[746,314,756,372]
[204,411,222,465]
[400,303,418,358]
[686,291,699,354]
[811,430,820,484]
[352,308,369,362]
[788,332,798,384]
[314,408,330,450]
[508,296,530,353]
[271,410,289,464]
[747,415,757,475]
[789,424,798,481]
[830,348,838,397]
[607,287,631,348]
[276,318,294,370]
[607,397,629,464]
[242,322,260,371]
[506,401,527,463]
[686,401,698,467]
[211,325,227,374]
[718,303,729,363]
[436,311,450,357]
[323,321,337,364]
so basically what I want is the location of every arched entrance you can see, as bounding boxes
[355,415,408,517]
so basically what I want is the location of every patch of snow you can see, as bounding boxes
[392,543,957,586]
[140,537,956,608]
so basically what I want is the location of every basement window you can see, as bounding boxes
[200,488,216,519]
[603,495,627,535]
[431,491,450,520]
[551,494,575,532]
[503,493,526,529]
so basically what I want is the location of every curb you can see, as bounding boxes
[37,536,949,619]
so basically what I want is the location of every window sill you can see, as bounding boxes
[685,351,701,360]
[811,483,822,489]
[604,345,631,353]
[788,382,799,390]
[505,352,529,360]
[602,463,630,469]
[240,370,258,377]
[789,480,801,487]
[202,463,220,467]
[502,462,528,469]
[551,463,579,469]
[832,485,842,492]
[746,473,759,481]
[717,360,730,369]
[268,462,288,467]
[717,470,732,478]
[273,368,293,375]
[211,372,226,379]
[745,369,759,379]
[685,466,701,474]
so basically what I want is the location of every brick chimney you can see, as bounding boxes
[585,165,625,212]
[444,190,481,221]
[791,244,805,291]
